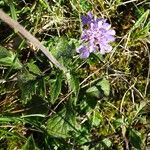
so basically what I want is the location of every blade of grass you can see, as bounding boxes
[9,0,17,20]
[130,10,149,32]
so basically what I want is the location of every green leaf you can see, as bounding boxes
[97,78,110,96]
[47,108,75,138]
[129,129,141,150]
[0,46,22,69]
[37,78,46,98]
[18,70,36,103]
[23,135,38,150]
[0,46,11,57]
[50,72,63,104]
[88,53,104,65]
[85,96,97,108]
[101,138,112,148]
[66,72,80,105]
[85,78,110,108]
[86,78,110,98]
[113,118,125,129]
[19,80,37,104]
[86,86,100,98]
[136,101,147,112]
[0,116,20,122]
[9,0,17,20]
[48,37,76,63]
[66,72,80,96]
[86,85,99,108]
[18,68,46,103]
[18,68,36,82]
[90,110,102,126]
[27,61,41,75]
[3,0,17,20]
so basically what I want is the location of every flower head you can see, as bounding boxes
[77,12,115,58]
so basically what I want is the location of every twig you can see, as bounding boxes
[0,9,67,72]
[120,76,145,100]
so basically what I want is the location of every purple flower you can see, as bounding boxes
[76,12,116,58]
[76,46,90,58]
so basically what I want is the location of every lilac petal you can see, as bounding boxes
[89,35,95,43]
[87,11,93,19]
[81,12,93,25]
[98,39,107,45]
[98,28,106,34]
[90,22,97,30]
[105,44,112,52]
[95,18,104,23]
[76,46,90,58]
[100,43,112,54]
[89,45,96,53]
[76,45,86,53]
[80,50,90,58]
[81,15,91,25]
[98,20,103,28]
[105,35,115,42]
[99,45,106,54]
[80,49,90,58]
[89,37,96,52]
[106,29,116,35]
[81,30,89,40]
[76,46,82,53]
[102,23,111,30]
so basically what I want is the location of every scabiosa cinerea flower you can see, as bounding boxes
[76,12,116,58]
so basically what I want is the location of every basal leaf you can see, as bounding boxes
[0,46,22,69]
[86,86,100,98]
[85,78,110,108]
[113,118,125,129]
[18,79,37,104]
[85,96,98,108]
[27,61,41,75]
[0,46,11,57]
[50,72,63,104]
[47,108,75,138]
[101,138,112,148]
[49,37,75,59]
[23,135,39,150]
[129,129,141,150]
[66,72,80,96]
[86,78,110,98]
[47,37,76,67]
[90,110,102,126]
[97,78,110,96]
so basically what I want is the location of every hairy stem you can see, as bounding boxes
[0,9,67,72]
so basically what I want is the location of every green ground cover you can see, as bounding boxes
[0,0,150,149]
